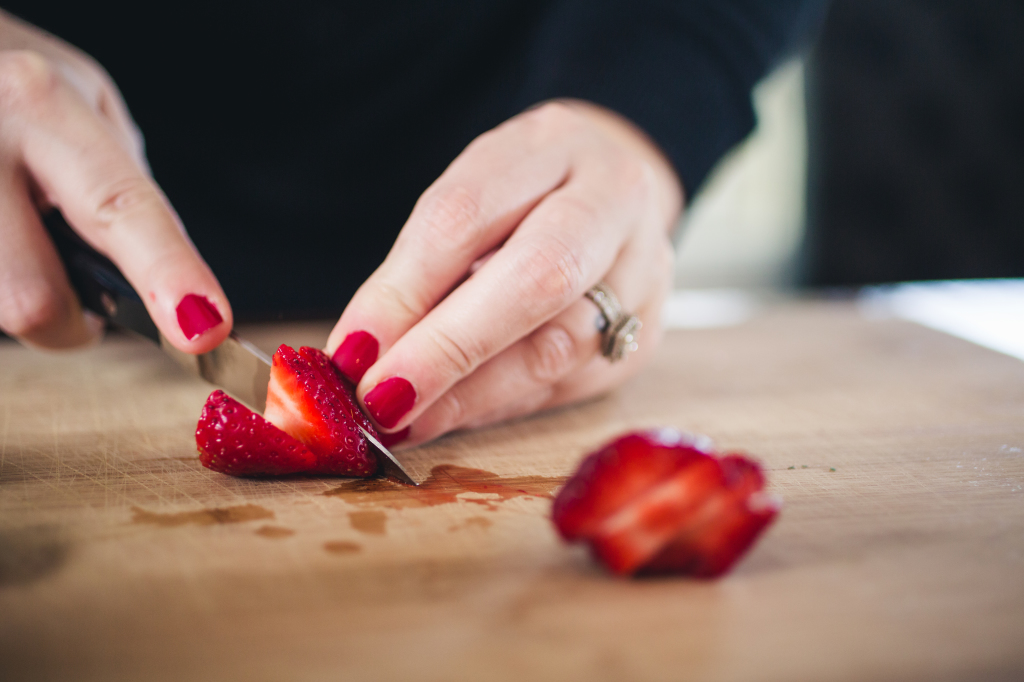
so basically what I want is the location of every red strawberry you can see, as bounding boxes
[552,428,714,542]
[263,345,378,477]
[642,488,779,577]
[552,429,780,578]
[196,390,316,476]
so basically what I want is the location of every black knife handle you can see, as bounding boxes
[42,210,160,343]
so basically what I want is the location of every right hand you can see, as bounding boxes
[0,11,231,351]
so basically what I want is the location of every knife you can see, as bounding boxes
[43,209,417,485]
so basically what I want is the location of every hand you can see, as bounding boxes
[0,11,230,351]
[326,100,683,447]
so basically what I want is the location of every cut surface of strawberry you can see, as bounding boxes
[263,345,378,477]
[196,390,316,476]
[552,429,780,578]
[641,488,780,578]
[552,428,713,542]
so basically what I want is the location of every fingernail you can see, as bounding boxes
[378,426,410,448]
[176,294,223,340]
[331,331,379,383]
[363,377,416,429]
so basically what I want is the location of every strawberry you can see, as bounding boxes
[552,428,714,542]
[552,429,780,578]
[196,390,316,476]
[263,345,378,477]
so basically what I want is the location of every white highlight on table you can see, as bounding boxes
[661,289,757,329]
[859,279,1024,362]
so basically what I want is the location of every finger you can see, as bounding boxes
[49,53,147,171]
[544,277,669,411]
[1,51,231,352]
[403,297,599,445]
[96,81,147,172]
[358,157,654,432]
[0,169,104,348]
[404,236,671,445]
[325,102,588,382]
[544,229,674,409]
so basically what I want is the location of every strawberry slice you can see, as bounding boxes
[552,429,779,578]
[196,390,316,476]
[552,428,713,542]
[263,345,378,477]
[642,487,780,578]
[586,455,727,575]
[638,455,780,577]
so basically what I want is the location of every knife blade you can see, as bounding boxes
[355,425,416,486]
[158,330,273,412]
[43,209,417,485]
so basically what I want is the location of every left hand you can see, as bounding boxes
[325,100,683,447]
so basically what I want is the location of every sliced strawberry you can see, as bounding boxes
[196,390,316,476]
[720,454,768,498]
[263,344,378,477]
[552,430,780,578]
[552,429,712,542]
[586,455,726,575]
[642,488,780,578]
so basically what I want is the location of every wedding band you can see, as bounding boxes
[584,283,621,332]
[585,283,642,362]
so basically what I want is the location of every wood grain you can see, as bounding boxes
[1,300,1022,682]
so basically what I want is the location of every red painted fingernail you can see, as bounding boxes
[363,377,416,429]
[378,426,410,448]
[176,294,222,340]
[331,331,379,383]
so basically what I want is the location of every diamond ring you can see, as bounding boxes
[585,283,641,362]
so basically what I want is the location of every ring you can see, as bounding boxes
[585,283,642,362]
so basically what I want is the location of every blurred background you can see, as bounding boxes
[673,0,1024,292]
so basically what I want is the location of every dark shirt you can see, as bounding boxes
[8,1,818,318]
[803,0,1024,286]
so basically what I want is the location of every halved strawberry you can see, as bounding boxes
[263,345,378,477]
[196,390,316,476]
[552,429,779,578]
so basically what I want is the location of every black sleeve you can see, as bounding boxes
[516,0,827,195]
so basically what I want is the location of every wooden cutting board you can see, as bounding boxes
[1,300,1022,682]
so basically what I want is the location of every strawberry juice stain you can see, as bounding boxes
[448,516,493,532]
[131,504,274,527]
[323,464,565,511]
[348,510,387,535]
[324,540,362,554]
[254,525,296,539]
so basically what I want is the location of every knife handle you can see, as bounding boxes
[42,209,160,343]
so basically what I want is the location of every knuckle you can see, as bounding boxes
[0,281,67,338]
[616,156,653,201]
[426,326,482,378]
[515,101,586,150]
[525,101,584,138]
[461,124,503,155]
[516,232,588,306]
[0,51,59,111]
[528,322,578,383]
[433,390,467,434]
[544,193,599,233]
[90,175,163,226]
[415,184,484,254]
[372,277,431,322]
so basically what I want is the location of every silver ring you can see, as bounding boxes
[585,283,642,362]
